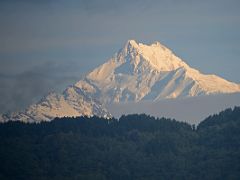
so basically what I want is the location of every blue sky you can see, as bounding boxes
[0,0,240,113]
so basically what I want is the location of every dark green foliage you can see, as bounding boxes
[0,108,240,180]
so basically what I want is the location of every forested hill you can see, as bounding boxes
[0,107,240,180]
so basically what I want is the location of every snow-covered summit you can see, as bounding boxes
[120,39,189,72]
[79,39,240,103]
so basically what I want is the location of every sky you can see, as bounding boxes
[0,0,240,113]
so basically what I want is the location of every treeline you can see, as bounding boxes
[0,107,240,180]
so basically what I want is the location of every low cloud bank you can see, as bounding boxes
[107,93,240,124]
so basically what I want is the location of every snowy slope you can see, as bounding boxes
[0,86,110,123]
[1,39,240,122]
[75,40,240,104]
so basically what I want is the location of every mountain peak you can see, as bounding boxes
[126,39,139,46]
[86,39,240,103]
[124,40,163,50]
[125,39,164,47]
[121,40,189,72]
[123,39,139,54]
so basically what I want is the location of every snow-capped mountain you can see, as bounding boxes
[0,86,110,123]
[75,40,240,103]
[1,39,240,122]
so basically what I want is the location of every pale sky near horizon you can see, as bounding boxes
[0,0,240,113]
